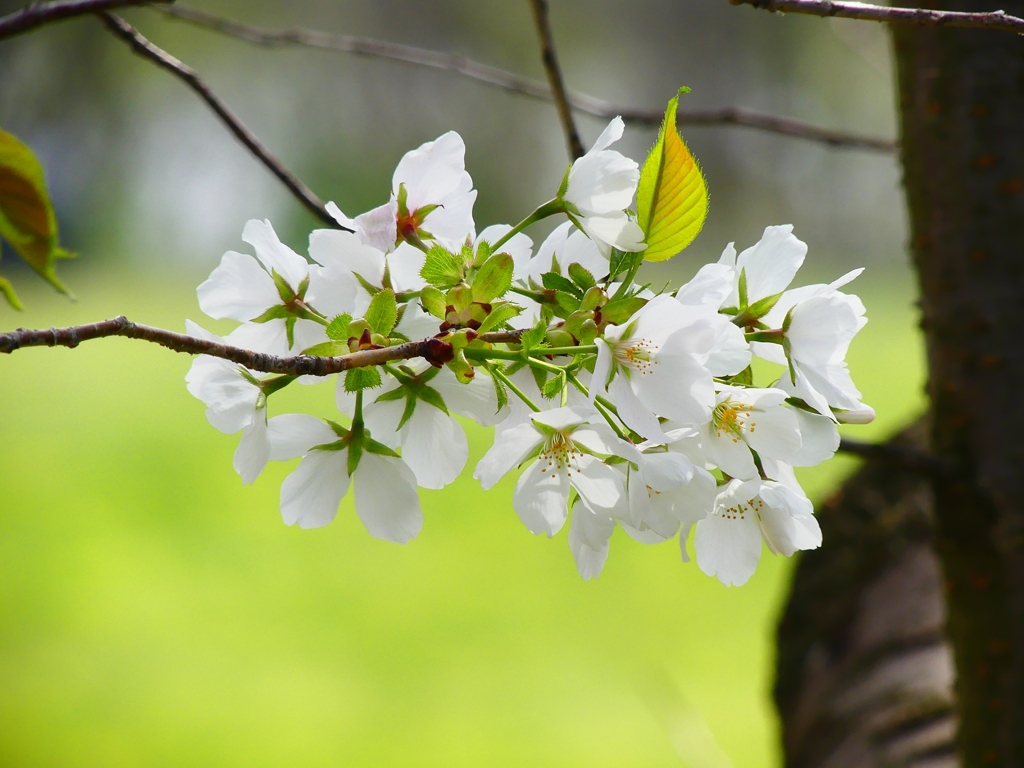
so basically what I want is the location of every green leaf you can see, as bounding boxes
[636,93,709,262]
[490,368,509,411]
[600,296,647,325]
[301,340,349,356]
[520,322,547,352]
[541,271,581,298]
[419,285,447,319]
[365,288,397,336]
[542,371,566,400]
[472,252,514,303]
[0,274,23,310]
[567,263,596,291]
[326,313,353,341]
[345,367,383,392]
[420,245,465,287]
[0,128,73,299]
[475,302,523,335]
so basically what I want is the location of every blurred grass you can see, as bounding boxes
[0,264,923,768]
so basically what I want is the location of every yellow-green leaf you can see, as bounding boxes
[0,127,72,298]
[636,92,708,262]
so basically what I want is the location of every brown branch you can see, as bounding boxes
[98,12,345,229]
[0,316,523,376]
[0,0,170,42]
[729,0,1024,36]
[838,437,957,477]
[151,4,895,153]
[527,0,585,160]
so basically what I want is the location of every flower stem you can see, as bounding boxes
[489,365,541,413]
[491,198,565,251]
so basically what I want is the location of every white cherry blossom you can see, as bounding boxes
[716,225,808,310]
[562,118,645,254]
[694,478,821,587]
[701,386,802,481]
[268,414,422,542]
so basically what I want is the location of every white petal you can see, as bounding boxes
[568,502,615,580]
[695,483,764,587]
[670,466,716,524]
[513,460,570,536]
[352,453,423,543]
[477,224,533,278]
[473,422,542,490]
[431,367,502,426]
[570,455,626,513]
[639,452,694,491]
[268,414,338,461]
[589,116,625,153]
[705,321,752,377]
[560,228,610,280]
[702,424,759,480]
[572,423,642,462]
[242,219,309,290]
[325,201,358,230]
[790,408,839,466]
[634,345,714,426]
[387,242,428,292]
[581,213,645,253]
[353,201,400,253]
[566,150,639,215]
[280,450,350,529]
[223,320,289,356]
[743,404,801,462]
[233,410,270,485]
[591,339,614,400]
[399,406,468,489]
[527,222,573,283]
[197,251,279,322]
[609,373,668,443]
[531,405,592,432]
[679,522,694,562]
[735,225,806,303]
[675,263,735,308]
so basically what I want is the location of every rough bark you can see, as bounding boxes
[776,423,959,768]
[893,4,1024,765]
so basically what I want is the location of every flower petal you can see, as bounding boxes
[280,450,350,529]
[399,405,468,489]
[735,225,806,303]
[197,251,279,322]
[569,501,615,580]
[513,459,570,536]
[268,414,338,461]
[570,455,626,514]
[352,453,423,543]
[233,410,270,485]
[473,422,542,490]
[242,219,309,290]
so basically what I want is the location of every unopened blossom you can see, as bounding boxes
[592,295,723,440]
[327,131,477,252]
[474,406,631,537]
[267,413,422,543]
[197,219,326,355]
[694,478,821,587]
[184,321,272,485]
[562,117,645,254]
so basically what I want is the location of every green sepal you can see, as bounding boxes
[541,271,582,299]
[419,285,447,319]
[374,386,407,403]
[271,268,296,302]
[600,296,647,326]
[346,433,363,477]
[568,263,596,291]
[729,366,754,386]
[475,301,523,335]
[362,437,401,459]
[738,268,748,309]
[471,252,514,303]
[250,305,291,324]
[345,367,383,392]
[0,274,23,310]
[352,271,381,298]
[326,313,353,340]
[365,288,397,336]
[556,162,572,199]
[285,315,297,349]
[261,374,298,397]
[489,365,510,411]
[417,384,449,414]
[421,245,465,287]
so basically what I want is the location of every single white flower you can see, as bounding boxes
[197,219,325,355]
[562,118,645,254]
[474,406,631,537]
[694,478,821,587]
[592,295,721,440]
[267,413,422,542]
[327,131,476,252]
[183,321,271,485]
[701,386,802,481]
[344,363,501,490]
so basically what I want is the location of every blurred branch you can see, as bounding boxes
[729,0,1024,35]
[152,4,896,153]
[0,0,170,42]
[97,12,345,229]
[0,316,522,375]
[527,0,585,160]
[838,437,957,477]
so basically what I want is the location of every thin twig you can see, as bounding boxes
[527,0,585,160]
[0,316,523,375]
[729,0,1024,35]
[98,12,344,229]
[838,438,957,477]
[152,4,896,153]
[0,0,170,42]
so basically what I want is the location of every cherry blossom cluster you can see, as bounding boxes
[186,117,873,586]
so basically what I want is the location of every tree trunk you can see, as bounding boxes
[892,4,1024,765]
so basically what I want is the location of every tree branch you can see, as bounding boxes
[98,12,345,229]
[0,316,523,376]
[151,4,896,153]
[527,0,585,160]
[838,437,957,477]
[729,0,1024,36]
[0,0,170,42]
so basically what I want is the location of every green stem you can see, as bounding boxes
[490,365,541,413]
[491,198,565,250]
[464,347,522,362]
[538,345,597,356]
[612,254,643,301]
[510,285,558,305]
[352,389,364,430]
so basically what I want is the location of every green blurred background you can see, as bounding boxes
[0,1,921,765]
